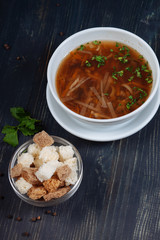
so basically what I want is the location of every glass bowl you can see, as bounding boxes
[8,136,83,207]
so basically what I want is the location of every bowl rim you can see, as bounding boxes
[8,136,83,207]
[47,27,160,123]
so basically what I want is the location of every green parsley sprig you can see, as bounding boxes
[1,107,42,147]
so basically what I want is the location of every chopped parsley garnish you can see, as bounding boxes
[126,87,148,109]
[138,89,147,98]
[85,55,108,68]
[112,68,124,79]
[115,44,130,63]
[112,72,118,80]
[116,42,120,47]
[133,87,147,99]
[119,46,130,54]
[141,63,152,76]
[118,70,124,76]
[126,66,133,72]
[128,76,134,81]
[104,93,109,96]
[91,55,107,68]
[85,60,92,67]
[139,55,144,59]
[118,56,128,63]
[134,67,142,78]
[126,95,136,109]
[141,64,147,71]
[77,45,85,51]
[92,40,101,45]
[145,76,153,83]
[110,49,114,52]
[139,62,153,83]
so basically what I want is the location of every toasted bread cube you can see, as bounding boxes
[33,131,54,148]
[59,145,74,162]
[21,167,41,185]
[43,177,61,192]
[27,186,47,200]
[56,165,71,181]
[43,186,71,201]
[34,157,43,168]
[15,177,32,194]
[39,146,59,163]
[65,169,78,186]
[17,152,34,168]
[63,157,78,185]
[11,163,23,178]
[35,160,63,182]
[51,175,65,187]
[64,157,78,171]
[28,143,41,157]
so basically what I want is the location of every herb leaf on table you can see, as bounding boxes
[1,107,41,147]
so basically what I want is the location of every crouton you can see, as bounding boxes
[39,146,59,163]
[35,160,63,182]
[15,177,32,194]
[17,152,34,168]
[65,169,78,186]
[27,186,47,200]
[43,186,71,201]
[43,177,61,192]
[34,156,43,168]
[11,163,23,178]
[33,131,54,148]
[52,175,65,187]
[64,157,78,170]
[21,167,41,185]
[28,143,41,157]
[58,145,74,161]
[56,165,71,181]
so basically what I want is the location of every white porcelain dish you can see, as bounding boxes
[46,84,160,141]
[47,27,160,126]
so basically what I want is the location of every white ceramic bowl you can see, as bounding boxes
[47,27,160,126]
[8,136,83,207]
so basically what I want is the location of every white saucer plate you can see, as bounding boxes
[46,84,160,142]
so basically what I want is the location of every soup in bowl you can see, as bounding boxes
[47,27,160,125]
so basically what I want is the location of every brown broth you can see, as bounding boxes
[56,41,153,119]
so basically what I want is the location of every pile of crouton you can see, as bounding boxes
[11,131,78,201]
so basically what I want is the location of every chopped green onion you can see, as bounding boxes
[77,45,85,51]
[128,76,134,81]
[91,55,107,68]
[92,40,101,45]
[116,42,120,47]
[85,60,92,67]
[135,67,142,78]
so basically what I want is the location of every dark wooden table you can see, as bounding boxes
[0,0,160,239]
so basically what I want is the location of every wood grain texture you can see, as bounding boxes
[0,0,160,239]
